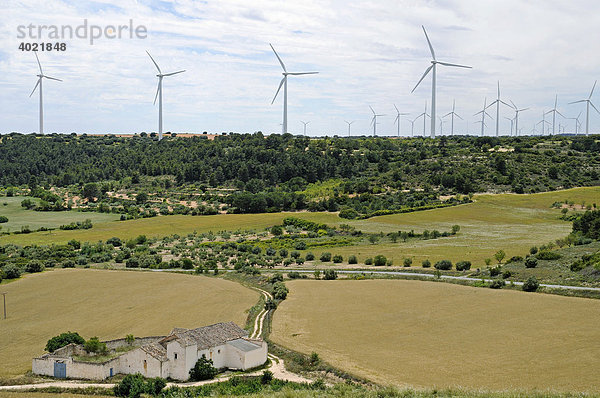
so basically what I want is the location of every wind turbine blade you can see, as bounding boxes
[590,101,600,114]
[369,105,375,115]
[269,44,287,72]
[509,99,517,109]
[29,78,40,97]
[271,77,285,104]
[569,100,586,105]
[442,112,452,118]
[146,51,162,74]
[421,25,436,60]
[485,100,497,109]
[394,104,399,113]
[473,110,483,116]
[521,108,530,112]
[287,72,318,75]
[34,51,43,74]
[437,61,472,69]
[589,80,597,99]
[153,82,160,105]
[556,110,565,118]
[43,75,62,82]
[394,115,399,124]
[163,70,185,77]
[411,65,433,93]
[500,100,512,108]
[485,112,493,118]
[455,114,463,120]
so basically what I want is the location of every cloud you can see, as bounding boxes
[1,0,599,135]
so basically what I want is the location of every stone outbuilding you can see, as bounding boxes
[32,322,267,380]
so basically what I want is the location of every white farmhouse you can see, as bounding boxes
[32,322,267,381]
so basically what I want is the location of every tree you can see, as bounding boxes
[434,260,452,270]
[522,276,539,292]
[455,260,471,271]
[270,225,283,236]
[25,260,44,273]
[2,265,21,279]
[273,282,289,300]
[114,374,166,398]
[84,336,107,354]
[403,258,413,267]
[373,255,387,267]
[332,254,343,263]
[451,225,461,235]
[368,235,380,245]
[320,252,332,262]
[135,192,148,204]
[422,259,431,268]
[525,257,538,268]
[189,355,218,381]
[46,332,85,352]
[348,255,358,264]
[494,250,506,264]
[0,216,7,223]
[125,334,135,345]
[323,269,337,280]
[313,269,321,280]
[82,182,99,202]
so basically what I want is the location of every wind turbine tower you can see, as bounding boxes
[29,52,62,134]
[393,104,409,137]
[509,100,529,137]
[442,99,463,136]
[344,120,355,137]
[370,106,385,136]
[300,120,310,136]
[411,26,471,138]
[474,98,493,136]
[569,81,599,135]
[546,94,564,135]
[485,81,512,136]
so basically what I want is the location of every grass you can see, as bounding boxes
[0,393,111,398]
[271,279,600,392]
[2,187,599,269]
[0,197,119,232]
[0,268,259,379]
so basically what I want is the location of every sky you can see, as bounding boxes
[1,0,600,137]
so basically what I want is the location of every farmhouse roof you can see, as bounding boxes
[140,342,168,362]
[161,322,248,349]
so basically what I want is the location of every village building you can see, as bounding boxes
[32,322,267,380]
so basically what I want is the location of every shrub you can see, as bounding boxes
[84,337,107,354]
[522,276,540,292]
[525,257,538,268]
[290,250,301,259]
[114,374,166,398]
[323,269,337,280]
[364,257,373,265]
[106,237,122,247]
[279,248,288,258]
[494,250,506,264]
[386,259,393,266]
[529,246,539,255]
[294,241,307,250]
[422,259,431,268]
[288,271,301,279]
[332,254,343,263]
[270,225,283,236]
[403,258,413,267]
[313,269,321,280]
[189,355,218,381]
[338,207,359,219]
[261,370,273,384]
[61,260,76,268]
[506,256,523,264]
[455,260,471,271]
[320,252,332,262]
[451,225,461,235]
[2,264,21,279]
[489,279,506,289]
[25,260,44,273]
[305,252,315,261]
[536,251,562,260]
[46,332,85,353]
[373,255,387,267]
[434,260,452,270]
[273,282,289,300]
[348,255,358,264]
[489,266,501,277]
[67,239,81,250]
[0,216,7,223]
[502,270,512,279]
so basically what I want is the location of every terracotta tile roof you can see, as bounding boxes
[140,342,168,362]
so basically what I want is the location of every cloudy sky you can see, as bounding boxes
[1,0,599,136]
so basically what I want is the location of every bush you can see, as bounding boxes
[67,239,81,249]
[338,207,359,219]
[403,258,413,267]
[261,370,274,384]
[61,260,76,268]
[25,260,44,273]
[525,257,538,268]
[84,336,107,354]
[288,271,301,279]
[320,252,332,262]
[529,246,538,255]
[364,257,373,265]
[506,256,523,264]
[536,251,562,260]
[522,276,540,292]
[305,252,315,261]
[279,248,288,258]
[46,331,85,352]
[106,237,122,247]
[332,254,343,263]
[0,216,7,223]
[2,264,21,279]
[348,255,358,264]
[489,266,501,277]
[290,250,301,259]
[373,255,387,267]
[273,282,289,300]
[455,260,471,271]
[114,374,166,398]
[294,241,307,250]
[434,260,452,270]
[323,269,337,280]
[189,355,218,381]
[422,259,431,268]
[489,279,505,289]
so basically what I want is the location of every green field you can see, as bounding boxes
[0,197,119,232]
[2,187,599,268]
[272,279,600,392]
[0,269,258,378]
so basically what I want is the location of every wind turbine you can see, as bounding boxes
[393,105,409,137]
[300,120,310,136]
[411,26,471,138]
[509,100,529,137]
[504,116,515,136]
[270,44,318,135]
[29,52,62,134]
[415,102,430,137]
[146,51,185,141]
[408,118,416,137]
[569,81,599,135]
[442,99,462,136]
[474,97,493,136]
[545,94,564,135]
[344,120,355,137]
[568,112,582,135]
[370,106,385,136]
[485,81,512,136]
[438,117,444,135]
[536,111,550,135]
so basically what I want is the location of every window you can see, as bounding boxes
[174,353,178,360]
[217,349,221,354]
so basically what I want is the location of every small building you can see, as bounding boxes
[32,322,267,380]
